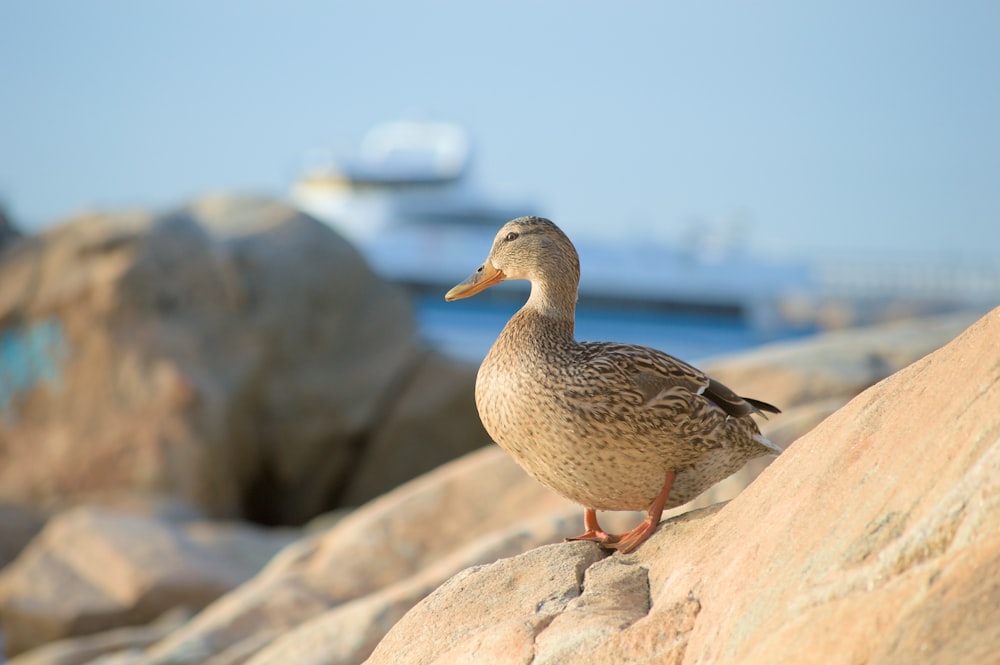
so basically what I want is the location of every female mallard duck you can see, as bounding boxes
[446,216,782,554]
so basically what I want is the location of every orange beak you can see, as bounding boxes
[445,261,506,301]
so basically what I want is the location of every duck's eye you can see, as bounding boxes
[505,231,519,242]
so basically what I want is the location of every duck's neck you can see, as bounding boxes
[519,277,577,341]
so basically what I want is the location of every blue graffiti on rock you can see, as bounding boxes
[0,319,70,420]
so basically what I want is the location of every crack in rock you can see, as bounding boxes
[530,550,656,664]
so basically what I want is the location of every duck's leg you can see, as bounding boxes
[566,508,620,546]
[606,470,676,554]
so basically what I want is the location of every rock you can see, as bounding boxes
[0,195,491,522]
[702,309,979,411]
[678,309,980,512]
[0,505,299,657]
[375,542,608,665]
[366,307,1000,664]
[118,447,588,665]
[336,350,489,506]
[7,609,189,665]
[0,205,20,251]
[0,504,45,571]
[242,513,587,665]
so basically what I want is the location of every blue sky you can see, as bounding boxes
[2,1,998,257]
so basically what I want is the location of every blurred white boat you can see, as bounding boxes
[290,123,1000,338]
[289,122,820,339]
[292,122,529,243]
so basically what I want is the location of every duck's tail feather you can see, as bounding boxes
[744,397,781,418]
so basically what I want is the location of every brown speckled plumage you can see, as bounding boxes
[446,217,781,552]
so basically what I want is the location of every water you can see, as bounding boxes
[0,319,69,421]
[416,294,803,365]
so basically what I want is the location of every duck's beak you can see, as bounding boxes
[445,261,506,301]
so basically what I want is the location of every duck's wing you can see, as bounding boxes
[578,342,780,420]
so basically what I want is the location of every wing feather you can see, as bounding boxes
[577,342,779,420]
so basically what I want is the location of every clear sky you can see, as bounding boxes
[2,1,998,258]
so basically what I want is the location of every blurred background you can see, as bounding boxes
[2,0,999,359]
[2,4,1000,660]
[4,2,999,243]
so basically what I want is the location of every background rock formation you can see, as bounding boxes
[0,196,490,524]
[0,503,298,656]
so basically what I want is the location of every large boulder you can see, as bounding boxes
[0,196,491,522]
[0,504,299,657]
[367,307,1000,664]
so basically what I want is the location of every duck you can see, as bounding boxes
[445,216,782,554]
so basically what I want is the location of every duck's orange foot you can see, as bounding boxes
[566,508,620,546]
[565,515,656,553]
[569,470,677,555]
[566,528,620,546]
[601,518,658,554]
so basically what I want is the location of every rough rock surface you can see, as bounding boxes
[367,307,1000,664]
[0,196,490,522]
[0,504,298,657]
[106,449,586,665]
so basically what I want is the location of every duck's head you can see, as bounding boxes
[445,217,580,302]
